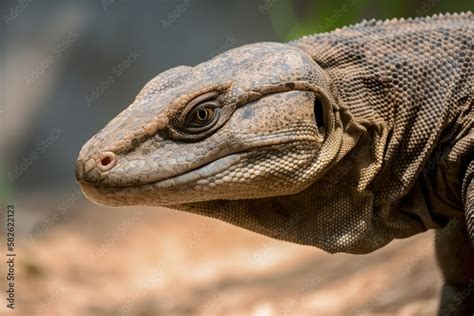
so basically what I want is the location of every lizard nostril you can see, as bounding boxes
[98,151,117,171]
[101,156,111,166]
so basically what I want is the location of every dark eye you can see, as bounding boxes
[194,106,214,123]
[185,101,220,133]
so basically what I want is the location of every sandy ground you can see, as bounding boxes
[1,193,442,316]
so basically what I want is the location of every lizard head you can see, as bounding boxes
[76,42,338,207]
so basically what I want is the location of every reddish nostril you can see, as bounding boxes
[97,151,116,171]
[101,156,111,166]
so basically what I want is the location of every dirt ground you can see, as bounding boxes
[2,192,442,316]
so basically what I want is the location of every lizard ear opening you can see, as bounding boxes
[314,95,325,132]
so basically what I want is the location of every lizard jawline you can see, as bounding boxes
[79,137,321,206]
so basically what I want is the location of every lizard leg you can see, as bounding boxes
[435,217,474,315]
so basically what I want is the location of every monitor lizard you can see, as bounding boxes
[76,12,473,314]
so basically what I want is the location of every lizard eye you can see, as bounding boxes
[185,101,221,133]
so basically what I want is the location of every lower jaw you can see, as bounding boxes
[79,138,322,207]
[80,180,309,207]
[79,152,244,206]
[79,181,207,206]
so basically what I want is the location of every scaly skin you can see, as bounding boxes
[76,43,330,205]
[76,13,473,313]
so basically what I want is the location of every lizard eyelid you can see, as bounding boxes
[183,91,220,112]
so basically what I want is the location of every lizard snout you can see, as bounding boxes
[75,151,117,183]
[74,159,85,182]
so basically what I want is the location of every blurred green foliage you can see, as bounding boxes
[267,0,472,41]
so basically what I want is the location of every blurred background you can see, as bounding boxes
[0,0,471,315]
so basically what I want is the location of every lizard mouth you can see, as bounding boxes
[79,134,323,206]
[80,151,242,195]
